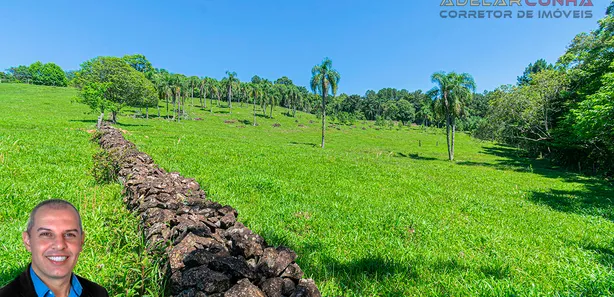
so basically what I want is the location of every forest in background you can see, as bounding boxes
[2,2,613,176]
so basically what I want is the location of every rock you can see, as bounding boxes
[220,212,237,228]
[297,279,321,297]
[175,288,196,297]
[183,250,216,268]
[218,206,237,216]
[225,225,264,258]
[282,278,296,296]
[209,255,256,280]
[280,263,304,281]
[182,265,231,293]
[274,247,297,275]
[170,271,183,294]
[260,278,284,297]
[289,286,308,297]
[224,279,266,297]
[170,233,222,271]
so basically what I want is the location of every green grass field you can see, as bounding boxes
[1,83,613,296]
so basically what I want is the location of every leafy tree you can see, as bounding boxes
[28,62,67,86]
[382,100,399,120]
[274,76,293,86]
[75,56,156,124]
[569,69,614,173]
[122,54,153,75]
[396,99,415,125]
[517,59,554,86]
[77,82,112,128]
[430,71,476,161]
[310,57,340,148]
[7,65,32,83]
[251,75,262,84]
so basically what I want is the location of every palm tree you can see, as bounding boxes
[287,86,301,117]
[310,57,340,148]
[430,71,476,161]
[209,80,220,112]
[225,71,239,113]
[261,80,272,116]
[270,84,285,118]
[248,83,263,126]
[200,77,207,109]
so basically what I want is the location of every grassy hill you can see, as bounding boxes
[1,83,613,296]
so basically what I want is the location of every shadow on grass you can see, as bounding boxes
[114,122,151,127]
[580,242,614,269]
[456,145,559,176]
[69,119,97,123]
[463,144,614,222]
[289,141,318,148]
[395,152,439,161]
[529,186,614,222]
[239,119,252,126]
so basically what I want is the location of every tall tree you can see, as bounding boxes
[517,59,554,86]
[430,71,476,161]
[122,54,153,75]
[225,71,239,112]
[310,57,340,148]
[75,56,156,125]
[248,83,263,126]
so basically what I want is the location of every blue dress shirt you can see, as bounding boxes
[30,266,83,297]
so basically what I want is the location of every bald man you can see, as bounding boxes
[0,199,108,297]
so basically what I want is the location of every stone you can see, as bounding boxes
[224,278,266,297]
[297,279,321,297]
[281,278,296,296]
[220,212,237,229]
[260,277,284,297]
[258,246,296,277]
[209,255,256,280]
[225,225,264,258]
[175,288,196,297]
[289,286,308,297]
[280,263,304,281]
[182,265,230,293]
[170,233,221,271]
[218,205,237,216]
[170,271,183,294]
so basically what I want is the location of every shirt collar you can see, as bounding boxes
[29,266,83,297]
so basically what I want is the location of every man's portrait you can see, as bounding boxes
[0,199,108,297]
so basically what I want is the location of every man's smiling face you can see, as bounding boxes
[22,206,85,283]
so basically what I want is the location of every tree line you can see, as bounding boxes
[2,1,612,174]
[1,62,68,86]
[474,2,614,176]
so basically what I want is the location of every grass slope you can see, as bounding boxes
[0,84,163,296]
[2,83,613,296]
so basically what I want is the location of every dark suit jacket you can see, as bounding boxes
[0,265,109,297]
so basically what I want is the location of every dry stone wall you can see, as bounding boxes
[97,123,320,297]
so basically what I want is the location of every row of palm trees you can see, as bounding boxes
[143,57,473,157]
[146,69,321,123]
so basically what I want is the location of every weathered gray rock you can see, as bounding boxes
[260,277,284,297]
[182,265,231,293]
[280,263,304,281]
[224,279,266,297]
[282,278,296,296]
[297,279,321,297]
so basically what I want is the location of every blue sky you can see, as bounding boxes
[0,1,609,95]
